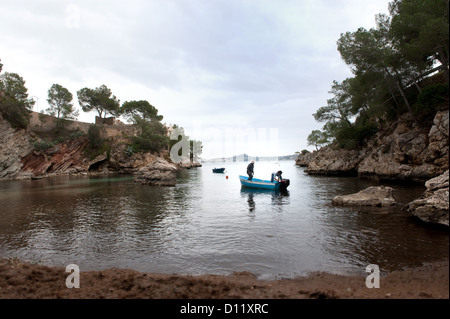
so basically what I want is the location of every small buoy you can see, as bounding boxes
[226,175,228,179]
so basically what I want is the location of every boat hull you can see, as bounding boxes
[212,168,225,173]
[239,175,280,190]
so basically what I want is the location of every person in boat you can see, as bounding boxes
[247,160,255,181]
[271,170,282,182]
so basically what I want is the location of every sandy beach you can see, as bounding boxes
[1,257,448,299]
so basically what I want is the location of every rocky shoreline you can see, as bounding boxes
[297,109,449,228]
[297,110,448,182]
[1,109,448,300]
[0,113,201,186]
[328,170,449,227]
[403,170,449,227]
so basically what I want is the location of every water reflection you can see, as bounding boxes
[240,188,290,214]
[0,163,447,278]
[247,192,255,212]
[271,190,290,205]
[0,174,197,267]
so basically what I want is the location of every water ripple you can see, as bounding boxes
[0,163,447,278]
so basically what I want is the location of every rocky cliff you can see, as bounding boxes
[0,114,199,184]
[0,114,34,179]
[297,109,449,183]
[296,109,449,227]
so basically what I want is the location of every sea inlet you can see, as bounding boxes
[0,161,448,280]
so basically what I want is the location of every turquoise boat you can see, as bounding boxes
[239,175,290,191]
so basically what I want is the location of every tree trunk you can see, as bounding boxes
[383,64,414,116]
[395,80,413,115]
[411,76,421,93]
[56,108,61,127]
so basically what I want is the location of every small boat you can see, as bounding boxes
[212,167,226,173]
[239,175,290,191]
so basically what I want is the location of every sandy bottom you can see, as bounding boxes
[0,257,448,299]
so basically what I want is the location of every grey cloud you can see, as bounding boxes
[1,0,391,156]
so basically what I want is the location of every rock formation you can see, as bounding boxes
[303,148,361,176]
[403,170,449,227]
[134,157,178,186]
[296,108,449,227]
[20,136,89,178]
[0,113,200,185]
[332,186,397,207]
[0,114,34,179]
[295,152,316,167]
[297,109,449,183]
[358,110,448,182]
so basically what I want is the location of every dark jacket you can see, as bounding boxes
[275,170,282,181]
[247,162,254,174]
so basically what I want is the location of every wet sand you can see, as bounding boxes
[0,257,448,299]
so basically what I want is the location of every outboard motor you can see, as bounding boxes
[279,178,290,191]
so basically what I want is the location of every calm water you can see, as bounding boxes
[0,161,448,279]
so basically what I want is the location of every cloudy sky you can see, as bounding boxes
[1,0,391,159]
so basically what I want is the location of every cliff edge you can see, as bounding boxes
[0,113,198,184]
[296,109,449,227]
[297,109,449,182]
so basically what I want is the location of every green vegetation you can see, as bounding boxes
[87,124,103,149]
[69,130,85,139]
[307,130,329,151]
[120,99,169,153]
[300,150,310,155]
[0,71,35,129]
[85,124,110,160]
[46,83,79,126]
[124,145,136,157]
[30,127,87,155]
[310,0,449,150]
[121,100,163,123]
[131,118,169,153]
[390,0,449,83]
[33,140,55,152]
[31,117,87,146]
[414,83,449,121]
[129,114,168,154]
[77,85,120,119]
[0,60,200,159]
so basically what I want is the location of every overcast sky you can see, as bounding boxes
[1,0,391,159]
